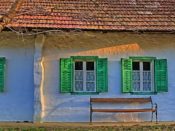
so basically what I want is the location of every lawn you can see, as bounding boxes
[0,122,174,131]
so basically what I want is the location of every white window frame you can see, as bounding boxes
[73,60,96,92]
[132,60,154,92]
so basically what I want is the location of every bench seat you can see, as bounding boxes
[90,97,157,123]
[92,108,156,113]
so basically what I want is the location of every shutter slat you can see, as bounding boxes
[121,58,132,93]
[0,58,5,92]
[97,58,108,92]
[60,58,72,93]
[155,59,168,92]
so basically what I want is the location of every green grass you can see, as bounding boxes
[0,125,175,131]
[0,128,45,131]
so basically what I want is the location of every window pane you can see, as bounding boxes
[143,62,150,71]
[74,60,96,92]
[132,71,140,91]
[86,71,95,92]
[86,82,95,91]
[75,81,83,91]
[133,62,140,70]
[143,71,151,91]
[86,62,94,70]
[75,71,83,80]
[86,72,95,81]
[75,61,83,70]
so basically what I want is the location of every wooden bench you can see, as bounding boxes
[90,97,157,122]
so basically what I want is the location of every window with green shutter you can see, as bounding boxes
[0,57,5,92]
[121,58,132,93]
[97,58,108,93]
[121,56,168,94]
[60,58,73,93]
[60,56,108,94]
[155,59,168,92]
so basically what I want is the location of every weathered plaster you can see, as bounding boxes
[42,32,175,122]
[33,34,45,122]
[0,32,35,48]
[0,31,174,122]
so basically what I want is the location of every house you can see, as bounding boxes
[0,0,174,122]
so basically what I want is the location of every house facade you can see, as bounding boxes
[0,0,174,122]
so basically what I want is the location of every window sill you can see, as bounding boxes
[71,92,99,95]
[130,92,157,95]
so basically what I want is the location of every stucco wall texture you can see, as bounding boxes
[0,32,175,122]
[0,33,34,121]
[42,32,175,122]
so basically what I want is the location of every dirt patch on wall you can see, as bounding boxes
[0,31,35,48]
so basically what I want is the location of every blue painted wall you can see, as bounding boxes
[0,47,34,121]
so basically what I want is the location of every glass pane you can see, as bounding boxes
[86,82,95,91]
[143,71,151,91]
[86,62,94,70]
[86,72,95,81]
[143,62,150,71]
[75,81,83,91]
[75,71,83,80]
[132,71,140,91]
[75,61,83,70]
[133,62,140,70]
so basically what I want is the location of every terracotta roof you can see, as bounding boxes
[0,0,16,15]
[1,0,175,31]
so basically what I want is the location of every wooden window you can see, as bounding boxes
[74,61,96,92]
[60,56,108,94]
[132,61,154,92]
[122,57,168,94]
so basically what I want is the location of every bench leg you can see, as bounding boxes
[155,104,158,123]
[151,111,153,122]
[90,111,92,123]
[156,110,158,123]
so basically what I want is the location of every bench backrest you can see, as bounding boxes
[90,97,152,103]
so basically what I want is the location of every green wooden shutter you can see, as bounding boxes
[0,58,5,92]
[121,58,132,93]
[60,58,73,93]
[155,59,168,92]
[71,56,98,61]
[96,58,108,92]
